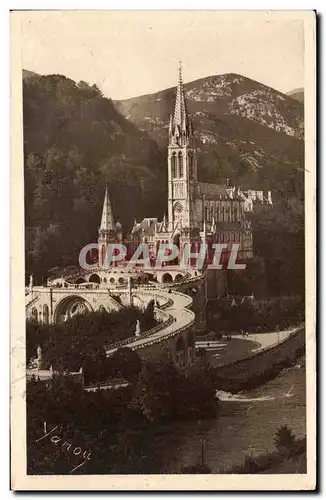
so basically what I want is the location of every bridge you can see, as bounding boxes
[25,267,206,367]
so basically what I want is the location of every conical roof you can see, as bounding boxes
[172,62,189,133]
[99,186,115,232]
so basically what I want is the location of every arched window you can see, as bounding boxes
[210,206,214,221]
[89,273,101,284]
[178,152,183,178]
[205,205,209,221]
[101,244,106,266]
[162,273,173,283]
[171,153,177,178]
[43,305,49,325]
[31,308,38,322]
[188,152,193,177]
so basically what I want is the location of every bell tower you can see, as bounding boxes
[168,62,198,233]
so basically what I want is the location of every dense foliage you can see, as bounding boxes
[214,295,304,333]
[23,73,167,281]
[26,306,156,383]
[223,426,306,474]
[129,360,218,422]
[27,359,218,474]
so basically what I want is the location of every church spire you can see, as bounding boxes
[99,186,115,233]
[173,60,189,134]
[169,61,193,148]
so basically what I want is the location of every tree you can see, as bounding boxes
[274,425,298,457]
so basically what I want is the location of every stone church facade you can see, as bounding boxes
[99,65,272,268]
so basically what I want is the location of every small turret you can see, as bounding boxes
[162,213,167,231]
[211,216,216,233]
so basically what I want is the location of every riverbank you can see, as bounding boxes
[140,364,306,474]
[212,325,305,392]
[221,437,306,474]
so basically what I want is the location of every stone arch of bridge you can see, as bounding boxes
[54,295,93,324]
[162,272,173,283]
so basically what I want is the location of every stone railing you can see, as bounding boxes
[25,294,40,309]
[105,284,196,354]
[105,308,173,353]
[135,309,195,351]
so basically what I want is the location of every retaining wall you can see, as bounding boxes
[213,326,305,392]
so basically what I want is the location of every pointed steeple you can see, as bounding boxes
[162,213,167,230]
[99,186,115,233]
[169,61,192,146]
[173,61,188,131]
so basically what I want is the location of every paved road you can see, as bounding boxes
[195,326,300,367]
[106,289,195,355]
[232,326,299,351]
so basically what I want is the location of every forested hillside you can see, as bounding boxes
[23,73,167,280]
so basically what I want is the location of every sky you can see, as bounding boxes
[20,11,304,100]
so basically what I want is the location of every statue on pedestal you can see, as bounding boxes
[36,345,43,370]
[29,274,34,294]
[135,319,141,337]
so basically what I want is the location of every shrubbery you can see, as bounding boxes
[130,360,218,422]
[27,357,219,474]
[273,424,301,457]
[223,425,306,474]
[217,295,304,333]
[26,306,156,383]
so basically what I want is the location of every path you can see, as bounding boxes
[195,326,302,367]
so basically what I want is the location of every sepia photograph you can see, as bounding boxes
[10,10,316,490]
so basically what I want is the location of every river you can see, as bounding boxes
[135,364,306,473]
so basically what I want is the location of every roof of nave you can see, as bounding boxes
[198,182,229,200]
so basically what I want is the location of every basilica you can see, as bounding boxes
[97,65,273,269]
[26,65,274,337]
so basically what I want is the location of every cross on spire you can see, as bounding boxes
[178,59,183,84]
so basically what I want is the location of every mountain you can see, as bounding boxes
[22,69,40,80]
[23,72,162,169]
[286,87,304,103]
[115,73,304,194]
